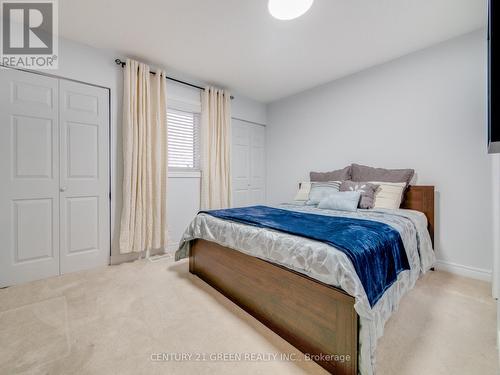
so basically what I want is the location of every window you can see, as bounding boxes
[167,109,200,170]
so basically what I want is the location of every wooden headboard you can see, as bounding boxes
[401,185,435,245]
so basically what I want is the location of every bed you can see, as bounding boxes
[175,186,435,375]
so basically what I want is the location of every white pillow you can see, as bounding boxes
[370,181,406,209]
[294,182,311,201]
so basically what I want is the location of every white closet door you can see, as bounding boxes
[0,69,60,286]
[59,80,109,274]
[231,119,266,207]
[249,124,266,204]
[232,120,251,207]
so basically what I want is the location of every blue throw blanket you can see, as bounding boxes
[200,206,410,307]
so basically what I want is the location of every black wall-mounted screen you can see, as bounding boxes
[489,0,500,153]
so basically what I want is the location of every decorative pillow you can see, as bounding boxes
[371,181,406,209]
[339,181,380,209]
[310,166,351,182]
[294,182,312,201]
[306,181,341,205]
[351,164,414,186]
[318,191,361,212]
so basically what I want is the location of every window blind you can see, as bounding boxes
[167,109,200,169]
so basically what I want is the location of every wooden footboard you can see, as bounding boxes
[189,239,358,375]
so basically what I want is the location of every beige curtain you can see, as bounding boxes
[119,59,168,254]
[200,87,232,209]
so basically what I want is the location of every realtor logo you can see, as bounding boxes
[1,0,58,69]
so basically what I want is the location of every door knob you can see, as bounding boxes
[60,187,67,192]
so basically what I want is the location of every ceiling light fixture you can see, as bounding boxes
[268,0,314,21]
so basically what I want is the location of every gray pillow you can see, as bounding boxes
[310,166,351,182]
[351,164,414,185]
[340,181,380,209]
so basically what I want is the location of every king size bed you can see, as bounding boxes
[175,185,435,375]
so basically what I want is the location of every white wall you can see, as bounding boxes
[493,154,500,296]
[492,154,500,350]
[232,95,268,125]
[267,30,493,280]
[52,37,267,264]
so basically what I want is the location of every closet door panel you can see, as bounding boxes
[231,120,251,207]
[249,124,266,205]
[0,68,60,287]
[231,120,266,208]
[59,80,109,273]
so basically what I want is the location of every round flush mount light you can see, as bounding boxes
[268,0,314,21]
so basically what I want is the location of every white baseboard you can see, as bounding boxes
[435,260,492,282]
[110,242,180,265]
[497,300,500,356]
[110,247,165,265]
[498,328,500,355]
[167,241,180,253]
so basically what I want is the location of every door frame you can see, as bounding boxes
[0,64,112,266]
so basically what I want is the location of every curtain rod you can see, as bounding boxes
[114,59,234,100]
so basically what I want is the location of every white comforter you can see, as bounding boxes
[175,204,436,375]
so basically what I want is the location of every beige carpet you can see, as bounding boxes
[0,258,498,375]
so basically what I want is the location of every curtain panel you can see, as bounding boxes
[119,59,168,254]
[201,87,232,209]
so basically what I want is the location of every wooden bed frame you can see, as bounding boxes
[189,186,434,375]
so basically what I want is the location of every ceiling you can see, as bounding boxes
[59,0,486,102]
